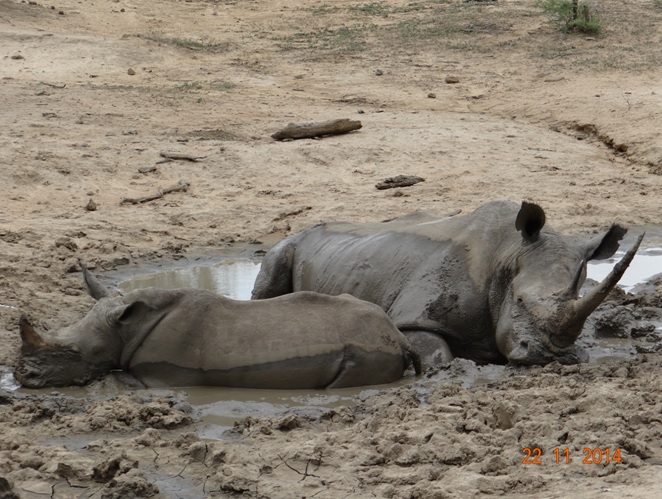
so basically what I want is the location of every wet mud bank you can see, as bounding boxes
[2,264,662,498]
[2,353,662,498]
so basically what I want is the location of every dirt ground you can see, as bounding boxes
[2,0,662,497]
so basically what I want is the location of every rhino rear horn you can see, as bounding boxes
[80,261,111,300]
[19,316,47,349]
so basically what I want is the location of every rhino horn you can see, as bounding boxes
[80,261,111,300]
[564,258,587,300]
[19,316,47,349]
[556,233,644,345]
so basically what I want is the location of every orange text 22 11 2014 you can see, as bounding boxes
[521,447,623,465]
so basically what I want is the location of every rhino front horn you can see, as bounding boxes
[19,316,46,349]
[556,233,644,346]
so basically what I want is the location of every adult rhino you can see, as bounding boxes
[15,264,420,389]
[252,200,643,367]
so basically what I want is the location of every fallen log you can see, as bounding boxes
[375,175,425,190]
[271,119,362,141]
[120,179,190,205]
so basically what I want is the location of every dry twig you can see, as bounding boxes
[159,151,207,162]
[120,179,190,205]
[40,81,66,89]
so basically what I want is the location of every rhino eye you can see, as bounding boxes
[516,296,523,303]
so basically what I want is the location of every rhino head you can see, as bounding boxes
[14,264,132,388]
[494,202,644,365]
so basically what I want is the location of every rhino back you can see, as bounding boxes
[126,291,410,388]
[286,202,537,363]
[299,202,527,296]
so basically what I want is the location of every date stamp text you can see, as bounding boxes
[522,447,622,465]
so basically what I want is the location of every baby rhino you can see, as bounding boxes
[16,264,420,389]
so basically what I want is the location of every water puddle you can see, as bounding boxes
[117,258,261,299]
[419,360,508,390]
[588,247,662,291]
[1,367,20,391]
[586,337,637,363]
[188,385,379,439]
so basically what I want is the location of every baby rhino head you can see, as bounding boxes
[15,293,130,388]
[15,316,102,388]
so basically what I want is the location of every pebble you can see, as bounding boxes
[85,198,98,211]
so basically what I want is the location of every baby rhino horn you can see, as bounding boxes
[19,316,47,349]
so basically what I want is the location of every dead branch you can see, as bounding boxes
[271,118,362,141]
[375,175,425,190]
[120,179,190,205]
[40,81,66,89]
[159,151,207,162]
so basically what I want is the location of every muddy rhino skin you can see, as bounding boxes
[251,200,643,367]
[15,266,421,389]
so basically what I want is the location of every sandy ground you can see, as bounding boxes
[2,0,662,497]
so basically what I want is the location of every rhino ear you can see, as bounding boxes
[516,201,546,241]
[108,301,153,325]
[584,223,628,261]
[19,316,47,349]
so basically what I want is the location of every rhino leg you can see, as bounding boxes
[251,239,296,299]
[326,344,410,389]
[403,331,453,368]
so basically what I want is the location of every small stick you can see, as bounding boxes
[159,151,206,162]
[120,179,190,205]
[271,118,362,141]
[40,81,67,89]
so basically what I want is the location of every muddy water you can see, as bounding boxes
[588,247,662,290]
[117,258,262,299]
[9,372,421,438]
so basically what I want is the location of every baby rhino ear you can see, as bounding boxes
[107,301,153,325]
[19,316,47,350]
